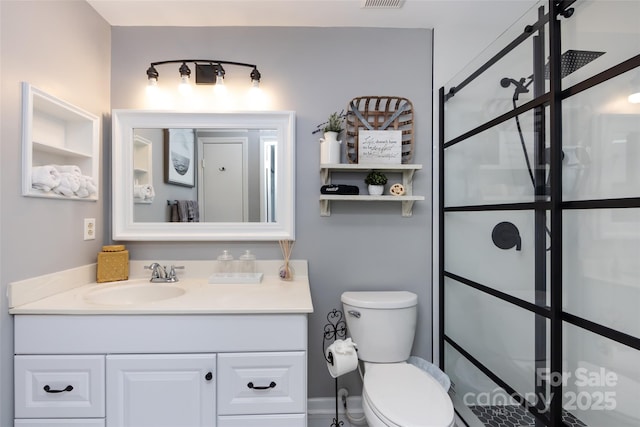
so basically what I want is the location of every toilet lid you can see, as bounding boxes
[364,363,454,427]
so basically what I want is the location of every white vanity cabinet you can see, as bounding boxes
[14,314,308,427]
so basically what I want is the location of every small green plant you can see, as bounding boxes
[364,170,388,186]
[323,112,343,133]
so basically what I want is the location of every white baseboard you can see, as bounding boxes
[308,396,364,416]
[310,397,463,427]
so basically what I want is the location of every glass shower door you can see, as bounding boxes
[439,1,640,426]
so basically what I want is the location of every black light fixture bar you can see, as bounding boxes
[146,59,261,85]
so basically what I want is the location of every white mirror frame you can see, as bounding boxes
[112,110,295,241]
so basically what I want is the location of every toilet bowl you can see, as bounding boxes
[341,291,455,427]
[362,362,455,427]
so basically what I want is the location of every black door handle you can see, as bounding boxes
[247,381,276,390]
[205,372,213,381]
[43,385,73,393]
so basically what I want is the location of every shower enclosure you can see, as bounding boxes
[439,1,639,426]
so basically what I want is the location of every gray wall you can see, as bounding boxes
[111,26,433,398]
[0,1,111,425]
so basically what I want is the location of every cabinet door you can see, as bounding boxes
[106,354,216,427]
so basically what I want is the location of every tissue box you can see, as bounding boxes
[97,245,129,283]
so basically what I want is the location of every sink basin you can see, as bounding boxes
[84,282,186,305]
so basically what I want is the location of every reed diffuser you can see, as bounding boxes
[278,240,295,281]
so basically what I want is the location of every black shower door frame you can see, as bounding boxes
[439,1,640,426]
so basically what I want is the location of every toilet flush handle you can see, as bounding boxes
[348,310,361,318]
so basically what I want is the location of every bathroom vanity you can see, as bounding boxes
[9,260,313,427]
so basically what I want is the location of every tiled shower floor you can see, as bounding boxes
[469,405,587,427]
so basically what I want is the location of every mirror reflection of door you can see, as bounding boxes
[198,137,248,222]
[261,138,277,222]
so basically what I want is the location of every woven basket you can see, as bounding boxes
[345,96,414,164]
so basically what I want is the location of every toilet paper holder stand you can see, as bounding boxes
[323,308,348,366]
[323,308,348,427]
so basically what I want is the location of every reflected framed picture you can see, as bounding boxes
[164,128,195,187]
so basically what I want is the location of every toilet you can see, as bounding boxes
[341,291,455,427]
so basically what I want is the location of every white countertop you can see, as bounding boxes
[8,260,313,315]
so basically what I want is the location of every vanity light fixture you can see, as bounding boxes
[145,59,262,94]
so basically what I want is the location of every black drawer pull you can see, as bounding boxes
[43,385,73,393]
[247,381,276,390]
[205,372,213,381]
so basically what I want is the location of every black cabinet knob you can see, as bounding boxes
[205,372,213,381]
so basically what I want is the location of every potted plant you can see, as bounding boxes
[318,111,345,164]
[323,112,344,135]
[364,170,387,195]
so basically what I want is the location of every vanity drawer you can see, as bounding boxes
[15,355,105,418]
[217,351,306,415]
[218,413,305,427]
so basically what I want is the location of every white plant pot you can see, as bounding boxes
[320,131,341,164]
[368,184,384,195]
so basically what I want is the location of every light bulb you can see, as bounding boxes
[214,74,227,95]
[146,77,158,96]
[628,92,640,104]
[247,81,266,109]
[178,75,192,95]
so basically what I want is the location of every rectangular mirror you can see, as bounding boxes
[112,110,295,241]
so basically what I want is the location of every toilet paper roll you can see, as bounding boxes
[326,339,358,378]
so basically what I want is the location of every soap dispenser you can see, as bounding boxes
[239,250,256,274]
[217,250,234,275]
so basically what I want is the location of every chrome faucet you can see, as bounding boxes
[144,263,184,283]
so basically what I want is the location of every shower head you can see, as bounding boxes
[500,76,532,100]
[545,49,605,79]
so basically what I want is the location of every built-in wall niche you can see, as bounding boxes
[133,135,153,204]
[22,82,100,201]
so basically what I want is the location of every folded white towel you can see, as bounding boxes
[53,172,81,197]
[133,184,155,201]
[32,165,61,192]
[84,176,97,196]
[75,175,97,198]
[54,165,82,176]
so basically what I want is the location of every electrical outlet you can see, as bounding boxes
[84,218,96,240]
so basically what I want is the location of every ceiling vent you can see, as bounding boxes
[361,0,404,9]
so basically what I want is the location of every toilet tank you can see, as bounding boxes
[341,291,418,363]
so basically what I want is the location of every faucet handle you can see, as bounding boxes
[145,262,166,279]
[168,265,185,281]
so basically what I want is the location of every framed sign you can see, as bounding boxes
[357,130,402,164]
[164,128,195,187]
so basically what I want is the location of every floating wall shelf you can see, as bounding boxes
[319,163,424,217]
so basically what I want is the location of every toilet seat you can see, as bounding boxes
[363,362,454,427]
